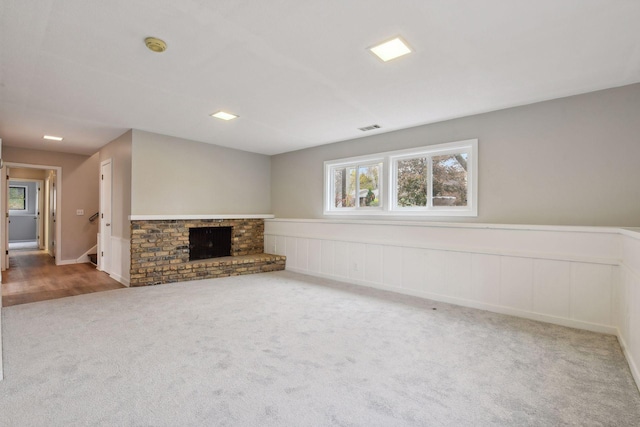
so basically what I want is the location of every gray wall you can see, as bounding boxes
[271,83,640,227]
[99,130,132,239]
[8,181,37,241]
[131,130,271,215]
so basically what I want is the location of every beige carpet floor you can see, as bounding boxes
[1,271,639,426]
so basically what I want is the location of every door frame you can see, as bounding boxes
[1,162,62,269]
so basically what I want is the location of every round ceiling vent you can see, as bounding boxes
[144,37,167,53]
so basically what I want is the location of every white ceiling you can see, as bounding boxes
[1,0,639,156]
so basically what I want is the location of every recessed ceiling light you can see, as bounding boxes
[369,37,412,62]
[211,111,239,121]
[43,135,63,141]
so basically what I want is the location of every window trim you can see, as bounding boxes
[325,155,386,213]
[324,139,478,217]
[9,185,28,211]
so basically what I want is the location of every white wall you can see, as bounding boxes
[271,83,640,226]
[131,130,271,215]
[266,220,640,390]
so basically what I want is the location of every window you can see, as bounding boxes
[330,161,383,210]
[9,185,27,211]
[324,139,477,216]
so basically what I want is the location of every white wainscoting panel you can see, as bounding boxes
[334,241,349,279]
[285,237,297,270]
[110,237,131,286]
[265,219,621,263]
[275,236,286,257]
[618,232,640,389]
[499,257,534,312]
[320,240,334,276]
[471,254,501,306]
[308,239,322,274]
[296,238,309,272]
[401,247,424,291]
[571,263,612,326]
[265,219,622,335]
[533,259,572,319]
[265,234,276,255]
[383,246,403,289]
[348,243,365,282]
[423,249,447,296]
[450,252,473,299]
[364,244,383,284]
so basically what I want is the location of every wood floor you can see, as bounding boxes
[1,249,126,307]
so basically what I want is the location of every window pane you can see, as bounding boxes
[432,153,468,206]
[358,163,381,207]
[9,187,26,210]
[333,166,356,208]
[396,158,428,207]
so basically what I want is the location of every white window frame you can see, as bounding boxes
[324,155,386,213]
[9,184,28,212]
[324,139,478,217]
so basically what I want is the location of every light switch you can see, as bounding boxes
[76,209,84,216]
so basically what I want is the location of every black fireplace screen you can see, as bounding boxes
[189,227,232,261]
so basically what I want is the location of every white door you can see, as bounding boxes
[36,181,43,249]
[0,138,2,275]
[99,160,112,274]
[44,175,50,252]
[49,172,57,258]
[1,164,7,271]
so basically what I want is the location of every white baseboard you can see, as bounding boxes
[109,273,130,287]
[57,259,83,266]
[286,267,618,336]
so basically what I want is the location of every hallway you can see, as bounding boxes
[1,250,125,307]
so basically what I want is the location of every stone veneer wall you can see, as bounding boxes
[130,219,285,286]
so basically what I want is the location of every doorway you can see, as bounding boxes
[7,178,44,251]
[1,163,62,271]
[0,161,125,306]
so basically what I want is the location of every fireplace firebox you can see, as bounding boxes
[189,227,232,261]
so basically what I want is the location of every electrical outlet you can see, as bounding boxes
[76,209,84,216]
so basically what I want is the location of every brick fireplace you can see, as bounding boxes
[130,217,285,286]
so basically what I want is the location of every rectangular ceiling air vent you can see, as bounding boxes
[359,124,381,132]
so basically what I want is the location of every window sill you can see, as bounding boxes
[323,209,478,217]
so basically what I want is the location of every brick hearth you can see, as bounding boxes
[130,218,285,286]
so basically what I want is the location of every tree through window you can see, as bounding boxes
[9,185,27,210]
[331,162,382,209]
